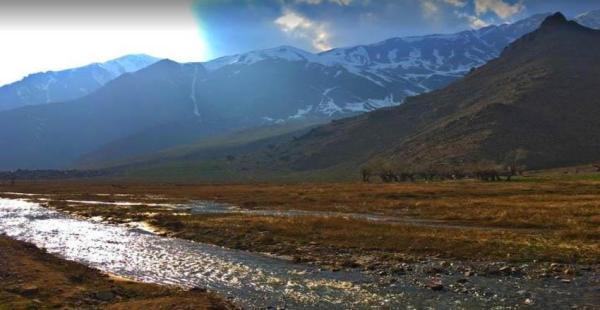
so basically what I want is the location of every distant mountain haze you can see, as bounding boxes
[0,54,159,112]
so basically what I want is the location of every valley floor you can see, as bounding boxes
[0,176,599,308]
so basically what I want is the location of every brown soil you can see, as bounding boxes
[0,236,234,310]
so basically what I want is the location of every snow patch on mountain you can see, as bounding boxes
[289,105,314,119]
[575,9,600,29]
[204,46,320,71]
[99,54,159,77]
[0,54,160,111]
[198,11,600,122]
[344,94,400,112]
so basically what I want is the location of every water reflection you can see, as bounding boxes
[0,198,403,308]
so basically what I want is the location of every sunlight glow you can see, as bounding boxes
[0,4,210,85]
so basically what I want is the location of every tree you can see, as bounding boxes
[502,149,529,181]
[361,167,372,183]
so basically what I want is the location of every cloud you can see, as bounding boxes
[454,10,490,29]
[295,0,352,5]
[421,0,440,19]
[443,0,467,7]
[466,14,490,28]
[474,0,524,19]
[275,9,332,51]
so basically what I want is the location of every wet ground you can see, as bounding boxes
[1,197,598,309]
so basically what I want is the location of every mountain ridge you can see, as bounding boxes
[0,54,159,112]
[91,12,600,182]
[1,11,599,171]
[266,12,600,175]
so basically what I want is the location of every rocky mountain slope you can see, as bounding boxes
[251,13,600,176]
[0,54,158,112]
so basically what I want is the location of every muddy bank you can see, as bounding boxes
[0,235,232,309]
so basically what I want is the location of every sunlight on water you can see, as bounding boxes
[0,198,402,308]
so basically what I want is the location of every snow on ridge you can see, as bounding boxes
[99,54,160,77]
[201,12,549,83]
[344,94,401,113]
[289,105,314,119]
[575,9,600,29]
[188,12,555,120]
[204,46,321,71]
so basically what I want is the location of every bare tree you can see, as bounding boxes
[361,168,372,183]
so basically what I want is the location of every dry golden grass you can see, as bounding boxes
[1,178,598,266]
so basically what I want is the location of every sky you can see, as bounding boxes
[0,0,598,85]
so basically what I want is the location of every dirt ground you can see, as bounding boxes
[0,236,234,310]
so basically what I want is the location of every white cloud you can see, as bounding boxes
[421,0,441,19]
[443,0,467,7]
[455,11,491,29]
[295,0,353,5]
[467,15,491,28]
[475,0,524,19]
[275,10,332,51]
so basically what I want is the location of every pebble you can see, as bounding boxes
[427,279,444,291]
[560,279,572,283]
[524,298,535,305]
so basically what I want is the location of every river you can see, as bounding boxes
[0,197,595,309]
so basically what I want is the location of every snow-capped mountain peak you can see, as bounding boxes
[204,45,318,71]
[99,54,160,76]
[0,54,160,111]
[575,9,600,29]
[193,12,575,120]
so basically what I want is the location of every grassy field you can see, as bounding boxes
[1,176,599,270]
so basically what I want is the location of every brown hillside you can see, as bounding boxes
[282,12,600,172]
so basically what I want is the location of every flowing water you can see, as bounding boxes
[0,198,421,308]
[0,198,596,309]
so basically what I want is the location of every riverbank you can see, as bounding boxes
[2,179,598,268]
[0,236,233,309]
[1,179,599,308]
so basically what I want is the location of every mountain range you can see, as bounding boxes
[0,10,599,171]
[255,13,600,176]
[99,12,600,182]
[0,54,159,112]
